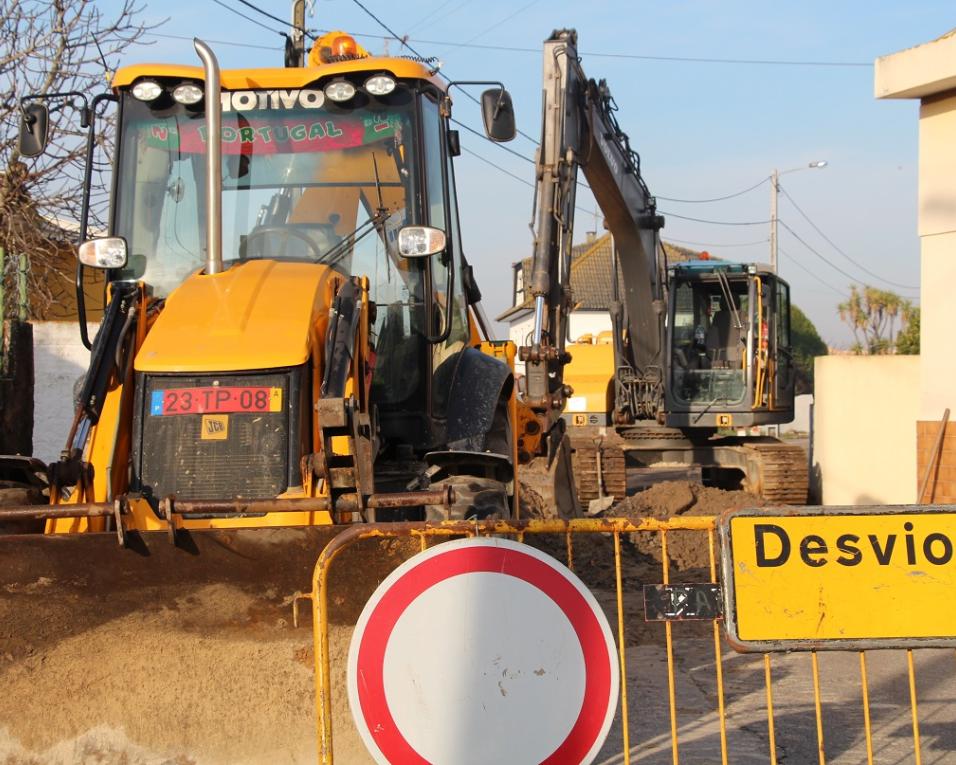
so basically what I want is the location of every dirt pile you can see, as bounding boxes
[520,479,763,591]
[613,480,765,576]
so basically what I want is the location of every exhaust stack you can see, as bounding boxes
[194,38,223,275]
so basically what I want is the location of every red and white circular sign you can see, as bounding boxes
[347,537,620,765]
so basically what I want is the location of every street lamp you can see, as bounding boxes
[770,160,828,272]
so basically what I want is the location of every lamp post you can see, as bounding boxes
[770,160,827,272]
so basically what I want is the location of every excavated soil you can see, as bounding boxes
[0,482,762,764]
[0,529,417,765]
[614,480,766,578]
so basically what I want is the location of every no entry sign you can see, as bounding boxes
[347,537,620,764]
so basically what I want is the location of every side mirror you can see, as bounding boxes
[480,88,516,143]
[397,226,446,259]
[18,102,49,158]
[78,237,128,269]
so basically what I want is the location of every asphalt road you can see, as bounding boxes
[597,637,956,764]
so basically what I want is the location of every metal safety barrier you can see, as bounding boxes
[293,518,952,764]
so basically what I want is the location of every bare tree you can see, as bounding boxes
[0,0,161,319]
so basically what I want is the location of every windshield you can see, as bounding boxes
[670,275,750,406]
[114,87,419,297]
[114,85,430,407]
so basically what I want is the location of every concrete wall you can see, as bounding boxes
[876,32,956,502]
[813,355,919,505]
[33,322,94,463]
[915,92,956,423]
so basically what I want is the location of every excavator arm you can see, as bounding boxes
[523,29,666,436]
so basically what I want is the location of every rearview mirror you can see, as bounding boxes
[397,226,446,259]
[18,102,49,158]
[480,88,516,143]
[78,237,128,269]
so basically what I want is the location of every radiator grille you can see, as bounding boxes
[137,372,290,501]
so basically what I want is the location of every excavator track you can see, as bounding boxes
[571,441,627,504]
[742,441,810,504]
[608,427,809,505]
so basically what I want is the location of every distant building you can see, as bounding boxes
[496,232,699,372]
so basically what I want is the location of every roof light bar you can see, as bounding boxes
[172,84,204,105]
[365,74,396,96]
[131,80,163,101]
[324,79,356,102]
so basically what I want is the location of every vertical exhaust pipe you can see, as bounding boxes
[194,39,223,275]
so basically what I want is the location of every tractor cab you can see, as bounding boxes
[54,32,513,455]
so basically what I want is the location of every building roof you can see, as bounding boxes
[496,233,701,322]
[875,27,956,99]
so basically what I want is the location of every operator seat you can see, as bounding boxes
[706,310,742,367]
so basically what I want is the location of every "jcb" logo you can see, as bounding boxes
[200,414,229,441]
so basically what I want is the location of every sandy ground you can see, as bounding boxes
[1,482,951,764]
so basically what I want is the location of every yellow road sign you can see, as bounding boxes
[719,507,956,650]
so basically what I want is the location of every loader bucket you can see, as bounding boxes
[0,526,420,764]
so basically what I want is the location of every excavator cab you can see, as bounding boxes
[665,262,794,429]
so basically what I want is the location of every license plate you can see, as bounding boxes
[150,386,282,416]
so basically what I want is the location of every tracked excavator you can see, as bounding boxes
[0,29,579,761]
[522,30,808,507]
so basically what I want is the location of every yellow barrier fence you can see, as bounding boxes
[293,518,953,764]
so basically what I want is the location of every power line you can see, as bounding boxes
[779,186,918,291]
[347,0,426,59]
[779,219,918,298]
[778,245,850,298]
[409,0,460,30]
[458,141,597,219]
[660,210,771,226]
[657,176,769,203]
[447,0,542,50]
[416,0,475,32]
[459,145,533,188]
[145,26,871,68]
[231,0,315,39]
[451,118,534,163]
[344,0,540,145]
[148,31,281,50]
[346,33,871,67]
[665,237,768,248]
[210,0,286,37]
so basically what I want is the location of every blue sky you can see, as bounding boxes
[99,0,953,345]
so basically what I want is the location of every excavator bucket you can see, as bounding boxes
[0,526,420,764]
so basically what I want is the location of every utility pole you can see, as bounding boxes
[770,168,779,273]
[286,0,306,67]
[769,161,827,274]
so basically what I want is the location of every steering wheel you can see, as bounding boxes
[241,226,323,261]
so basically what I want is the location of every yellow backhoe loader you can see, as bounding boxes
[0,29,578,762]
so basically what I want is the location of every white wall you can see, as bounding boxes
[781,393,812,434]
[508,311,612,375]
[813,355,919,505]
[33,322,94,463]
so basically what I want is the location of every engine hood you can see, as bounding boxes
[135,260,339,373]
